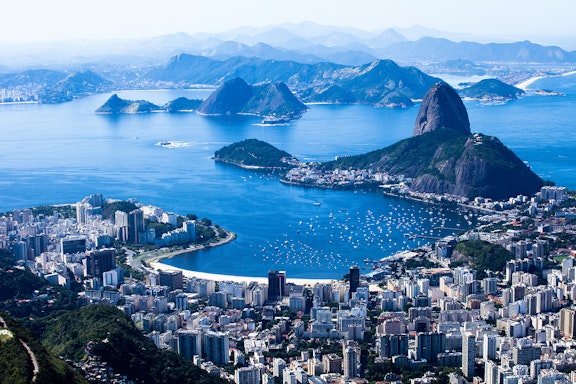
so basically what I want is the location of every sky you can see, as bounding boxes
[1,0,575,44]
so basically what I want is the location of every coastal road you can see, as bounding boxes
[126,229,236,273]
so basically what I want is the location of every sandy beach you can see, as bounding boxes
[516,70,576,90]
[150,260,336,286]
[515,76,545,90]
[133,231,337,286]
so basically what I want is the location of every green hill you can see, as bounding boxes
[42,70,111,104]
[303,59,439,107]
[459,78,525,101]
[41,305,226,384]
[0,314,89,384]
[320,128,543,199]
[317,82,542,200]
[164,97,203,112]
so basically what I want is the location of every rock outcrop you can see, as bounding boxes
[197,77,307,120]
[321,83,543,200]
[413,82,470,136]
[197,77,253,115]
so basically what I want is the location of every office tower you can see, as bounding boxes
[76,202,89,224]
[203,331,229,365]
[462,332,476,379]
[183,220,196,242]
[159,270,184,291]
[512,339,541,366]
[175,293,188,310]
[349,266,360,294]
[128,209,145,244]
[268,270,286,301]
[85,248,116,279]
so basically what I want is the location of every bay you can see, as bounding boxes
[0,75,574,279]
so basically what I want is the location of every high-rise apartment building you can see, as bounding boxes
[462,332,476,379]
[349,266,360,294]
[203,331,229,365]
[84,248,116,279]
[128,209,145,244]
[268,270,286,301]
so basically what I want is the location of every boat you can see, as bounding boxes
[313,202,321,206]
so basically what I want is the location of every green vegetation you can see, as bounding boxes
[0,332,32,384]
[41,305,226,384]
[459,78,524,100]
[95,94,162,114]
[101,200,138,220]
[454,240,515,279]
[163,97,203,112]
[319,128,543,200]
[214,138,298,169]
[1,313,89,384]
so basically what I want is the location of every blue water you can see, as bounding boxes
[0,74,575,279]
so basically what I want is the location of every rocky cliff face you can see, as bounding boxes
[413,82,470,136]
[406,133,544,199]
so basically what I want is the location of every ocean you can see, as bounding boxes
[0,74,574,279]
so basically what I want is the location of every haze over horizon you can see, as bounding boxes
[2,0,575,47]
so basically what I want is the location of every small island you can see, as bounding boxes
[95,94,203,114]
[95,78,307,123]
[197,77,308,123]
[458,78,525,102]
[214,138,300,169]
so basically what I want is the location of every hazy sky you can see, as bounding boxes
[1,0,574,43]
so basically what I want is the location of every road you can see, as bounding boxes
[0,315,39,382]
[127,229,236,272]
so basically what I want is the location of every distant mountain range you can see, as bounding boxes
[2,21,574,105]
[2,21,576,70]
[146,56,440,108]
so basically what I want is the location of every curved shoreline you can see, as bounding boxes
[133,232,336,285]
